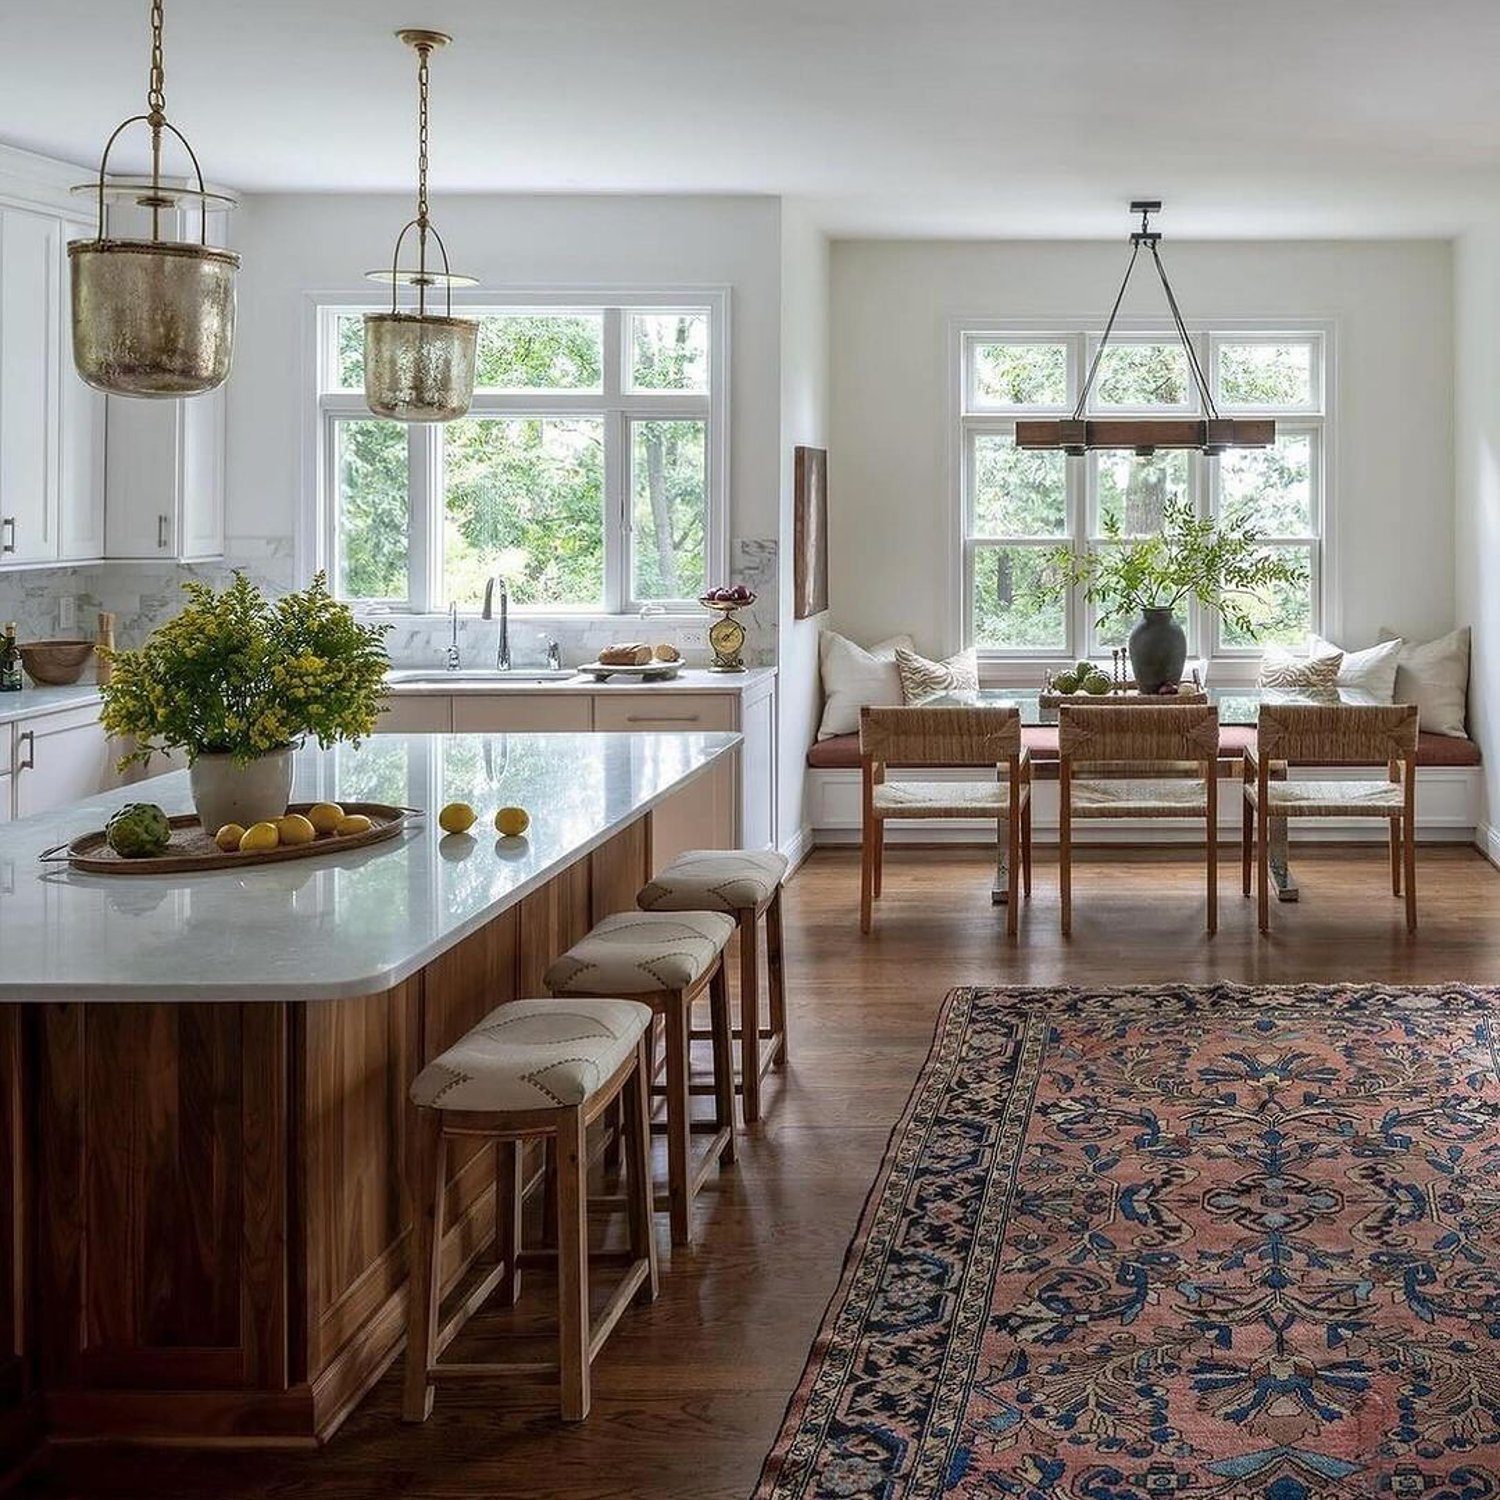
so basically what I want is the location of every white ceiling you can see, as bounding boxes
[5,0,1500,238]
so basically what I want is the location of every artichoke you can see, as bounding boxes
[105,803,173,859]
[1083,671,1112,695]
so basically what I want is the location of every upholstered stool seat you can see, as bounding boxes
[404,998,657,1424]
[543,911,736,996]
[546,911,737,1245]
[638,849,791,1124]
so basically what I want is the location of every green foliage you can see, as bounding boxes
[1218,343,1312,407]
[1036,496,1308,638]
[973,343,1067,406]
[1095,343,1188,406]
[101,573,391,768]
[336,420,409,601]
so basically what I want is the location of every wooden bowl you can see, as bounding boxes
[19,639,95,686]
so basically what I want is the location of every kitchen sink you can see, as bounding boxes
[386,668,581,686]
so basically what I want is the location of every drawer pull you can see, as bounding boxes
[625,714,701,724]
[157,514,170,550]
[16,731,34,773]
[1,517,14,554]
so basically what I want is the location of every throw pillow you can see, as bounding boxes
[895,646,979,703]
[817,630,914,739]
[1379,625,1470,738]
[1257,645,1343,693]
[1309,633,1402,703]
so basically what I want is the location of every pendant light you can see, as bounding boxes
[68,0,240,398]
[1015,202,1274,458]
[363,30,478,423]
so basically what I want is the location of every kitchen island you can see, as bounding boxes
[0,730,738,1456]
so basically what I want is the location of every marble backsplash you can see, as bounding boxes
[0,536,778,670]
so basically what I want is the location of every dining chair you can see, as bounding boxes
[1057,702,1221,935]
[1244,702,1420,932]
[858,704,1031,936]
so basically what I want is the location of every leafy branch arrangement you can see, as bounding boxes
[1035,497,1307,637]
[101,573,391,768]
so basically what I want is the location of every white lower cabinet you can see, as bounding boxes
[9,704,117,820]
[452,695,593,733]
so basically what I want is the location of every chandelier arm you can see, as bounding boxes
[386,219,424,314]
[424,223,458,318]
[1072,239,1141,421]
[1148,243,1219,419]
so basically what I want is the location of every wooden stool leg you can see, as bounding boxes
[556,1109,591,1423]
[1005,805,1020,940]
[872,820,884,899]
[540,1138,558,1249]
[1021,792,1033,899]
[1390,816,1402,896]
[1242,790,1253,896]
[709,962,736,1165]
[623,1040,660,1304]
[664,991,693,1246]
[766,886,788,1066]
[497,1140,522,1306]
[1206,770,1218,935]
[1404,815,1418,932]
[1257,797,1271,933]
[402,1109,445,1423]
[738,914,763,1124]
[859,815,874,933]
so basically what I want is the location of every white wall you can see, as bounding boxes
[1455,225,1500,845]
[225,192,785,572]
[829,239,1455,659]
[777,202,830,857]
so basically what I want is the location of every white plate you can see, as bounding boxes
[580,660,683,681]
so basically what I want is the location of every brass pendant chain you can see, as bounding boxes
[415,40,431,314]
[147,0,167,237]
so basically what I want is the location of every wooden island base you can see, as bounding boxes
[0,816,652,1457]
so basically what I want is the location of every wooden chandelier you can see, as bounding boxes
[1014,202,1275,458]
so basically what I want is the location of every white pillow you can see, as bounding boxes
[817,631,914,739]
[1379,625,1470,738]
[1309,633,1402,703]
[895,646,979,703]
[1258,645,1342,693]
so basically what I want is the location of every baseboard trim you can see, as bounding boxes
[780,823,815,874]
[1476,820,1500,870]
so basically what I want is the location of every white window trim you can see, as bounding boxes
[302,287,730,620]
[947,316,1337,681]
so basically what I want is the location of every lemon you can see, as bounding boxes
[214,822,247,853]
[438,801,477,835]
[494,806,530,837]
[276,813,317,846]
[307,801,344,835]
[335,813,374,837]
[239,821,280,853]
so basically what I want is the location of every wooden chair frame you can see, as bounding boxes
[403,1039,659,1425]
[858,705,1032,938]
[1058,703,1220,936]
[1243,703,1420,933]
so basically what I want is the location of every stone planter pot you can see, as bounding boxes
[189,747,294,835]
[1127,607,1188,695]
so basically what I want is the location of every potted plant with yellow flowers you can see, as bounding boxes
[101,572,390,834]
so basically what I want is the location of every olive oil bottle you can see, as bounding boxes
[0,624,21,693]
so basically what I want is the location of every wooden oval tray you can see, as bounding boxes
[38,802,420,876]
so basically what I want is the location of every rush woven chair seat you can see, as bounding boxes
[1059,703,1220,935]
[858,704,1032,937]
[638,849,790,1124]
[545,911,737,1246]
[1244,702,1420,932]
[404,998,658,1424]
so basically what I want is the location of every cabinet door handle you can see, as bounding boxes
[1,517,14,554]
[625,714,701,724]
[16,731,34,774]
[157,514,170,550]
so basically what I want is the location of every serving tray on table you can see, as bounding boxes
[38,801,419,875]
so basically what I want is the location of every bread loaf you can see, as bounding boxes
[653,643,682,663]
[599,642,653,666]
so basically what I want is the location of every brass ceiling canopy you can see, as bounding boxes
[363,29,479,424]
[68,0,241,398]
[1014,202,1274,458]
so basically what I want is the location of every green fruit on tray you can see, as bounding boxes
[105,802,172,859]
[1083,673,1112,695]
[1052,670,1079,693]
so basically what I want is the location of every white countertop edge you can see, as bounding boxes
[0,682,105,726]
[0,734,741,1005]
[383,666,776,696]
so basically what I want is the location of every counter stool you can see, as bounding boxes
[403,997,657,1424]
[544,910,737,1247]
[637,849,790,1124]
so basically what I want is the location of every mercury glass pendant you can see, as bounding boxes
[68,0,240,398]
[364,30,478,423]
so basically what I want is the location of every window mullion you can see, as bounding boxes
[406,424,437,614]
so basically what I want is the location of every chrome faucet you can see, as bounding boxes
[546,636,562,671]
[445,602,461,671]
[481,576,511,671]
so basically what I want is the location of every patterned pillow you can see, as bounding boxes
[1257,645,1343,693]
[895,646,979,703]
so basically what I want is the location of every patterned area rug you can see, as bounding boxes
[755,984,1500,1500]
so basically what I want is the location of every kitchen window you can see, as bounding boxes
[957,326,1328,661]
[315,294,727,615]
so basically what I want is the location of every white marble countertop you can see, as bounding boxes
[382,666,776,696]
[0,681,104,727]
[0,731,738,1003]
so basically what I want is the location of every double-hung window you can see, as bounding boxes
[958,325,1328,662]
[315,293,727,615]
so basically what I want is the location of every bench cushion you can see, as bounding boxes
[410,998,652,1113]
[638,848,789,913]
[807,725,1479,770]
[544,911,735,996]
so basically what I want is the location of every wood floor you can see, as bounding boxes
[20,843,1500,1500]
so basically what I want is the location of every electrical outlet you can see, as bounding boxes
[58,596,77,633]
